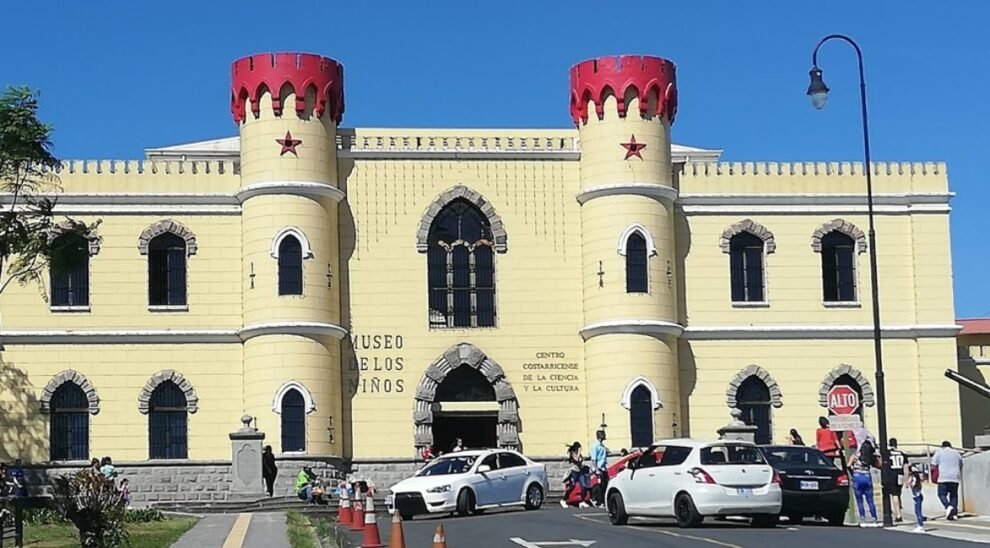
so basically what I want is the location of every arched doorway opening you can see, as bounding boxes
[737,377,772,444]
[413,343,520,454]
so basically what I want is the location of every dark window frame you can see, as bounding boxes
[278,235,304,296]
[148,381,188,459]
[49,233,91,308]
[49,383,89,461]
[736,376,773,445]
[280,388,307,453]
[729,232,766,303]
[629,384,654,448]
[148,233,188,307]
[427,199,497,328]
[821,231,857,302]
[625,232,649,293]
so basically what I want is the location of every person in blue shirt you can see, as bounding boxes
[590,430,609,508]
[8,459,26,497]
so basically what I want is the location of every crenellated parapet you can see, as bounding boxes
[231,52,345,125]
[569,55,677,125]
[53,160,238,175]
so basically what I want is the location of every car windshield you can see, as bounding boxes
[417,455,477,476]
[700,444,766,465]
[763,447,834,468]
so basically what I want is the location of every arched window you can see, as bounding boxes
[629,385,654,448]
[280,389,306,452]
[49,233,90,307]
[278,235,303,296]
[427,199,496,328]
[50,383,89,461]
[821,231,856,302]
[148,233,187,306]
[729,232,765,302]
[737,377,772,444]
[625,232,648,293]
[149,381,188,459]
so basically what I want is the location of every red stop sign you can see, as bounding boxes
[827,385,860,415]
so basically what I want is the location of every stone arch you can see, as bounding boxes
[617,224,658,257]
[620,376,662,410]
[415,186,508,253]
[719,219,776,254]
[818,364,875,407]
[811,219,867,254]
[138,219,198,256]
[270,226,314,259]
[272,380,317,414]
[726,365,783,409]
[413,342,519,450]
[40,370,100,415]
[46,221,102,256]
[138,370,199,414]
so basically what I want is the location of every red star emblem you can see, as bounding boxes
[276,131,302,156]
[621,135,647,160]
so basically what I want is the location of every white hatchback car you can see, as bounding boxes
[386,449,549,519]
[606,439,782,528]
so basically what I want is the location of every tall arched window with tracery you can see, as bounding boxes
[427,199,496,328]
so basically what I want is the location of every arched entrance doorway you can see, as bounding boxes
[818,364,875,423]
[413,343,520,454]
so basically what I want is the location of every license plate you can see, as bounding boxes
[736,488,753,496]
[800,481,819,491]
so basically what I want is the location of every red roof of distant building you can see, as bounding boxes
[958,319,990,335]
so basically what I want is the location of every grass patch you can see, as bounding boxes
[22,516,198,548]
[286,511,319,548]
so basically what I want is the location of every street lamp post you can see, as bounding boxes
[807,34,892,528]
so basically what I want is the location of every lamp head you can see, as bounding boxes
[807,66,829,110]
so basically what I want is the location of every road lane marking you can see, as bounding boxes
[573,513,743,548]
[221,513,252,548]
[509,539,596,547]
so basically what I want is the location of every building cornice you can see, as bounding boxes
[576,183,678,205]
[683,323,962,340]
[0,321,348,345]
[235,181,345,203]
[580,320,685,341]
[678,192,953,215]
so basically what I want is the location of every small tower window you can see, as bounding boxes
[50,382,89,461]
[629,385,654,448]
[625,232,649,293]
[149,381,188,459]
[729,232,765,302]
[278,235,303,296]
[148,233,187,306]
[49,233,90,307]
[821,231,857,302]
[280,388,306,453]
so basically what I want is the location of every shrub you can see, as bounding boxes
[124,507,165,523]
[24,507,68,524]
[50,471,128,547]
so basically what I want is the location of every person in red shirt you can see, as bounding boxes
[816,416,842,459]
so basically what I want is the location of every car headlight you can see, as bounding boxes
[426,484,451,494]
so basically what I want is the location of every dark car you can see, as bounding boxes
[759,445,849,525]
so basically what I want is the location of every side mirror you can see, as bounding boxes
[477,464,492,474]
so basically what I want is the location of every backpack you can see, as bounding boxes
[859,440,880,468]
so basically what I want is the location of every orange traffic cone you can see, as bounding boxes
[388,512,406,548]
[431,524,447,548]
[361,495,385,548]
[350,498,365,531]
[338,484,353,525]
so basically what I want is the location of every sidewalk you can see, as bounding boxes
[891,514,990,544]
[170,512,291,548]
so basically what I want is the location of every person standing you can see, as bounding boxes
[883,438,907,523]
[8,459,26,497]
[590,430,609,508]
[848,437,880,527]
[262,446,278,497]
[451,438,465,453]
[815,417,843,467]
[907,464,926,533]
[788,429,805,446]
[100,457,117,484]
[931,440,963,520]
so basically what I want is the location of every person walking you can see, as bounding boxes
[932,440,963,520]
[883,438,907,523]
[262,445,278,497]
[848,436,880,527]
[560,442,591,509]
[788,429,805,446]
[907,464,926,533]
[590,430,609,508]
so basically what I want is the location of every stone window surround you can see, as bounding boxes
[620,376,662,411]
[811,219,867,254]
[415,185,508,253]
[719,219,777,254]
[269,226,315,260]
[818,364,876,408]
[413,342,519,451]
[138,370,199,414]
[138,219,198,256]
[725,365,783,409]
[39,370,101,415]
[46,221,102,256]
[617,224,658,257]
[272,380,317,415]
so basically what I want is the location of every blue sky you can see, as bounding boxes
[1,1,986,316]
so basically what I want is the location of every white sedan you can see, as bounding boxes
[386,449,548,519]
[606,439,782,528]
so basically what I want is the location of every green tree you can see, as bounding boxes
[0,86,95,297]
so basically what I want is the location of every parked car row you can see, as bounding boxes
[384,439,849,530]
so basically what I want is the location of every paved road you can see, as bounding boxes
[343,507,985,547]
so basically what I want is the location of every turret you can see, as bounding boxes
[233,52,346,456]
[573,55,682,448]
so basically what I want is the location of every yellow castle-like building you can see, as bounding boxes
[0,52,972,475]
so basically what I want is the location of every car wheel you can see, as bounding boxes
[751,514,778,528]
[674,493,703,528]
[787,514,804,525]
[827,511,846,527]
[524,483,544,510]
[456,488,476,517]
[607,492,628,526]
